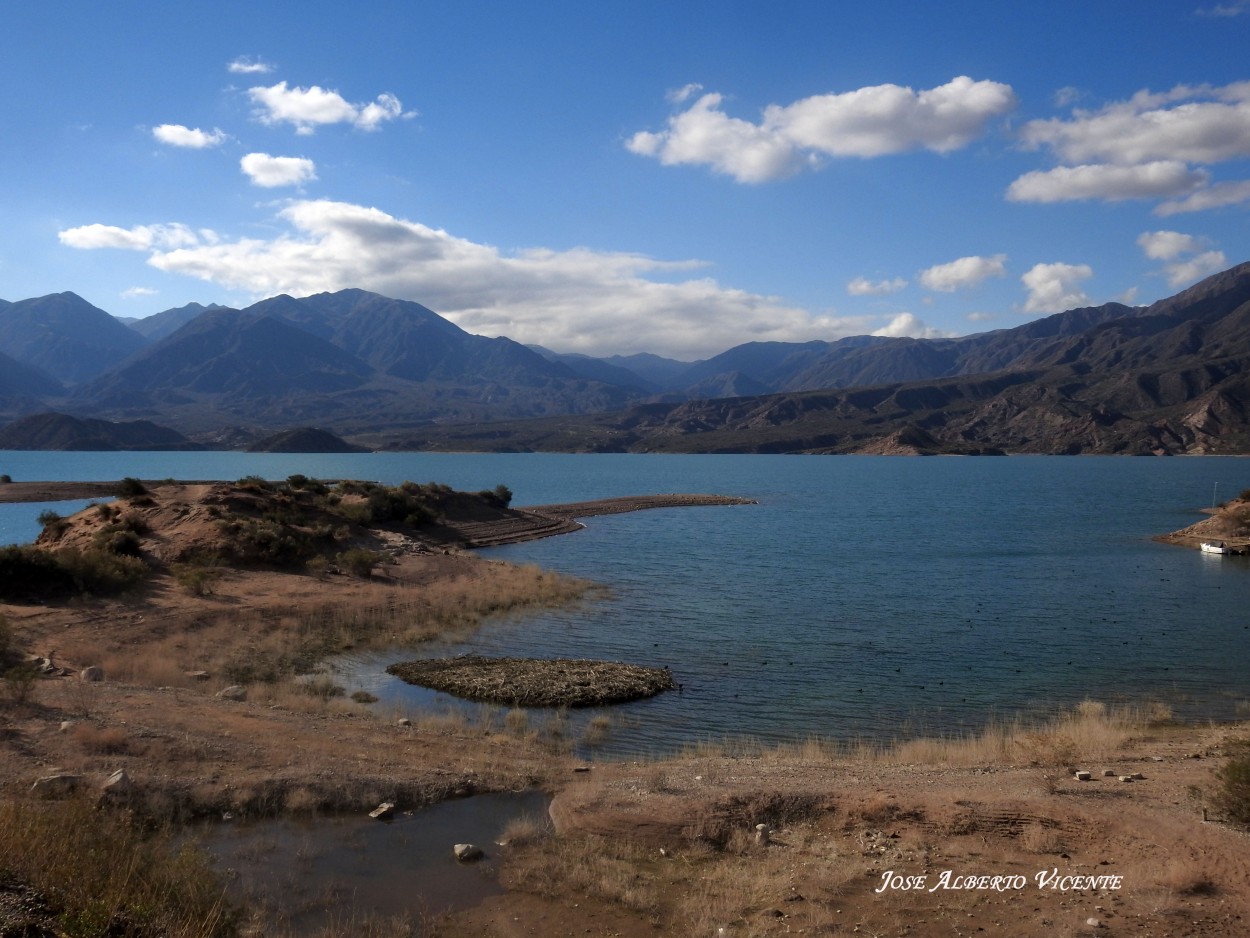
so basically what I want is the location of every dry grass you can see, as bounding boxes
[71,722,131,755]
[0,797,235,937]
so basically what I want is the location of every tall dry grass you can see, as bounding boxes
[0,797,235,937]
[91,562,588,692]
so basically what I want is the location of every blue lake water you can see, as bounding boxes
[2,451,1248,753]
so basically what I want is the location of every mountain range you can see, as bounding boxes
[0,261,1249,453]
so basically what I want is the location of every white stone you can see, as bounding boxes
[454,843,484,861]
[216,685,246,701]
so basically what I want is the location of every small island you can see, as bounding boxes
[387,654,676,707]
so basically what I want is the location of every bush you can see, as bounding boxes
[0,473,11,483]
[117,477,148,497]
[1215,739,1250,824]
[1,663,40,705]
[94,528,143,557]
[173,565,222,597]
[336,548,384,577]
[36,510,69,538]
[0,546,76,599]
[57,548,146,595]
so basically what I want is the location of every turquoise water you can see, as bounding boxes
[2,452,1248,751]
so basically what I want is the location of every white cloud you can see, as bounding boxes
[1006,161,1207,203]
[1160,250,1227,287]
[152,124,228,148]
[1137,230,1227,287]
[871,312,951,339]
[1021,262,1094,313]
[628,76,1016,183]
[919,254,1007,292]
[966,311,996,322]
[1196,1,1250,15]
[240,152,317,188]
[57,222,205,251]
[847,276,907,296]
[121,286,158,299]
[1137,230,1205,260]
[248,82,412,134]
[1019,82,1250,165]
[1155,179,1250,215]
[666,83,703,104]
[62,199,883,359]
[228,56,274,74]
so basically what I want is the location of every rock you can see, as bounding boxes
[78,666,103,682]
[573,765,591,773]
[369,802,395,820]
[755,823,771,846]
[58,720,76,733]
[1086,916,1103,928]
[216,685,246,701]
[1074,771,1092,781]
[1119,775,1133,783]
[101,769,133,796]
[1102,769,1117,777]
[1130,772,1145,780]
[454,843,484,862]
[396,718,411,727]
[31,774,83,798]
[186,670,211,681]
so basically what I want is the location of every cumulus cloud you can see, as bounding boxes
[121,286,158,299]
[57,222,206,251]
[248,82,411,134]
[919,254,1007,292]
[60,199,880,359]
[240,152,317,187]
[1137,230,1226,286]
[228,56,274,74]
[1006,161,1207,202]
[847,276,907,296]
[1155,179,1250,215]
[1159,250,1228,286]
[1019,82,1250,165]
[1137,230,1205,260]
[152,124,228,148]
[1021,262,1094,313]
[627,76,1016,183]
[871,312,951,339]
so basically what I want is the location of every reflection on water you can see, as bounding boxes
[198,791,548,933]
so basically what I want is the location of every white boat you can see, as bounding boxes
[1201,541,1235,554]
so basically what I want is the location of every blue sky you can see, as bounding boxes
[2,1,1248,359]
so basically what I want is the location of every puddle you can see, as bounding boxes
[198,790,548,932]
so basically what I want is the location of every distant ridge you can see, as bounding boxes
[2,262,1250,453]
[246,427,368,453]
[0,412,200,451]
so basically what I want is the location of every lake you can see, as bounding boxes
[2,451,1247,753]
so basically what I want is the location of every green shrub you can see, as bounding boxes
[336,548,384,577]
[57,548,147,595]
[0,473,11,483]
[301,676,346,701]
[94,528,143,557]
[1,663,39,705]
[173,565,222,596]
[0,546,76,599]
[117,477,148,497]
[1215,738,1250,824]
[36,510,69,538]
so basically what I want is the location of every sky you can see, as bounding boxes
[2,1,1248,361]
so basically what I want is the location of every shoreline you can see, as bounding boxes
[2,480,1247,936]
